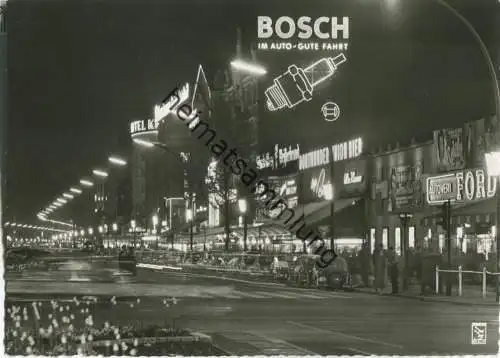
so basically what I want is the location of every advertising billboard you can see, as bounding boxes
[299,164,333,204]
[432,127,465,172]
[388,162,424,212]
[334,158,367,199]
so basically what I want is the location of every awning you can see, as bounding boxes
[305,197,362,226]
[422,200,496,227]
[305,197,365,237]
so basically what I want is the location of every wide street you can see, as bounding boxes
[6,267,499,356]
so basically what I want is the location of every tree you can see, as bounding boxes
[204,157,237,251]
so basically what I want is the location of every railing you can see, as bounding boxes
[435,265,500,298]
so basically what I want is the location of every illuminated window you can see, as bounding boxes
[370,228,376,254]
[395,227,401,255]
[438,234,444,253]
[382,228,388,249]
[409,226,415,248]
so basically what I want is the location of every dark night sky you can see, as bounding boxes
[4,0,500,222]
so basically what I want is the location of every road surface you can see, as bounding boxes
[6,267,499,355]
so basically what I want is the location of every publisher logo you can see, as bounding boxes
[471,322,487,345]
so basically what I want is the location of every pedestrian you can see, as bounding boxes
[373,244,387,294]
[359,242,371,287]
[118,245,127,272]
[387,246,399,294]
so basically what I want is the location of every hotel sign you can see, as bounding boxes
[130,119,158,137]
[426,168,497,205]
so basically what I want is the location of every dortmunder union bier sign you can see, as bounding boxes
[426,168,498,205]
[299,137,363,170]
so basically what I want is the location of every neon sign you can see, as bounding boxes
[310,168,332,200]
[153,83,190,125]
[257,16,349,40]
[130,119,158,137]
[332,137,363,162]
[256,144,300,170]
[299,147,330,171]
[343,171,363,185]
[265,54,346,111]
[426,168,498,205]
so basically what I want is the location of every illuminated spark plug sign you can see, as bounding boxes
[265,53,346,111]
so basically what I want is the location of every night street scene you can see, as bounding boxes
[2,0,500,356]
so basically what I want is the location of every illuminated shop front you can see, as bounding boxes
[421,117,500,257]
[368,138,430,252]
[253,142,301,251]
[297,136,367,253]
[424,166,498,256]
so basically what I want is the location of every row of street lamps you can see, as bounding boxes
[36,155,127,225]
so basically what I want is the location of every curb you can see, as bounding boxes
[142,267,287,287]
[349,288,499,306]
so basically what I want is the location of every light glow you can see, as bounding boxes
[238,199,247,214]
[70,187,82,194]
[80,179,94,187]
[485,151,500,176]
[57,198,67,204]
[230,59,267,76]
[63,193,74,199]
[93,169,108,178]
[109,156,127,166]
[133,138,155,148]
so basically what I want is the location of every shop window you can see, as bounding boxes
[395,227,401,255]
[382,228,388,249]
[438,234,444,253]
[370,228,376,254]
[409,226,415,248]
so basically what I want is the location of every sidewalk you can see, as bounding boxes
[350,284,499,306]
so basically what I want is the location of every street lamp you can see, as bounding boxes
[112,223,118,232]
[133,138,155,148]
[80,179,94,187]
[63,193,74,199]
[152,214,159,249]
[485,150,500,303]
[131,219,136,248]
[238,198,248,251]
[230,59,267,76]
[109,155,127,166]
[92,169,108,178]
[88,227,93,235]
[186,209,194,251]
[70,187,82,194]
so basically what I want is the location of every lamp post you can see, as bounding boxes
[186,209,193,251]
[152,214,159,249]
[399,213,413,291]
[485,151,500,303]
[131,219,136,248]
[112,222,118,251]
[238,198,248,251]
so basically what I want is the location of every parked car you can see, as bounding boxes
[318,255,349,289]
